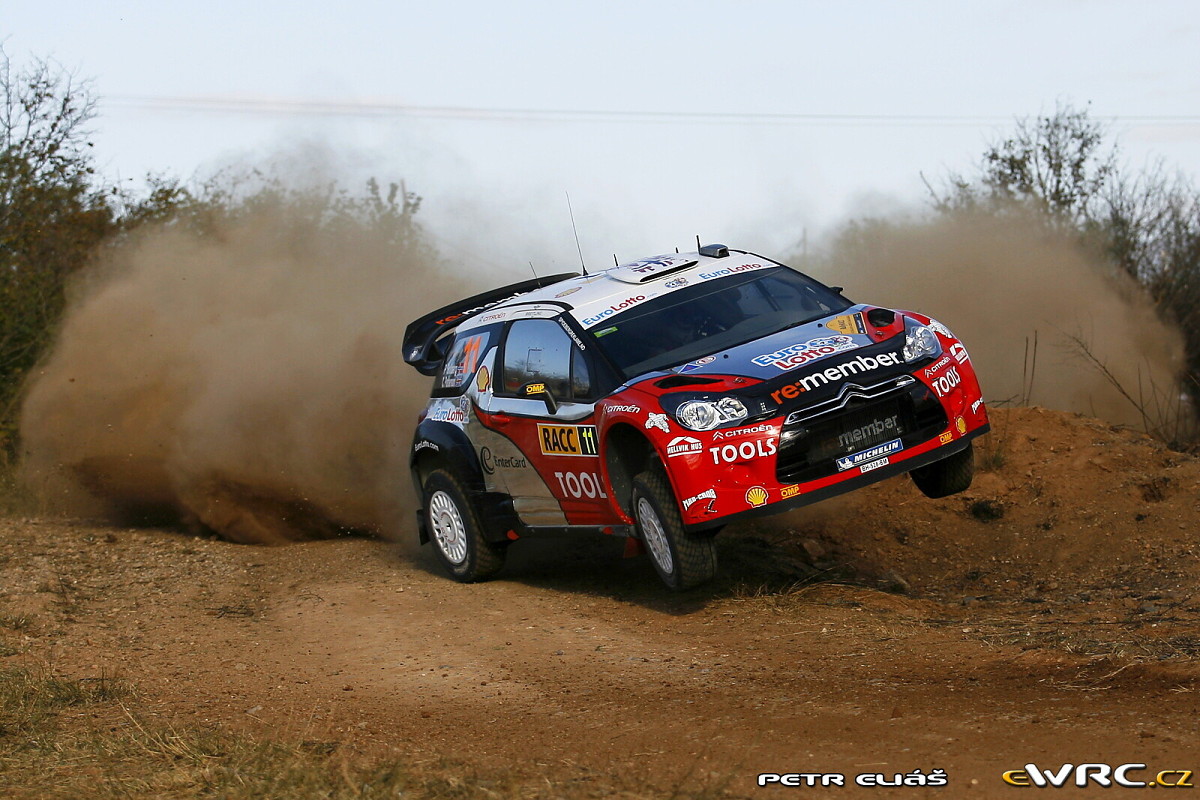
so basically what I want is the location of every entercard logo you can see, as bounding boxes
[1002,763,1193,788]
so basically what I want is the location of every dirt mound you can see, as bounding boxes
[760,406,1200,607]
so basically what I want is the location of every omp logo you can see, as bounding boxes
[769,352,904,403]
[1002,763,1193,788]
[524,382,546,395]
[752,335,855,371]
[581,295,647,327]
[537,424,599,457]
[780,484,801,499]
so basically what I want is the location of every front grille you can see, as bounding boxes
[775,382,947,484]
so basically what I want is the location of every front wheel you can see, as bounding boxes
[422,469,506,582]
[910,441,975,498]
[631,469,717,590]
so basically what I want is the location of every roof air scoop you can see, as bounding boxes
[698,243,729,258]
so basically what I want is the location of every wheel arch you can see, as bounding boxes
[603,422,658,516]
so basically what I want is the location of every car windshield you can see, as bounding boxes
[588,267,853,378]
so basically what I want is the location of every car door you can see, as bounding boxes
[479,316,615,527]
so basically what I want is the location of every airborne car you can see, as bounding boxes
[403,246,988,589]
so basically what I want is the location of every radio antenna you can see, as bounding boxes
[695,234,701,251]
[566,192,589,276]
[529,261,539,279]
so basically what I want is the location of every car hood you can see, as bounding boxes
[666,304,894,381]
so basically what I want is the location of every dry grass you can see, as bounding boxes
[0,668,731,800]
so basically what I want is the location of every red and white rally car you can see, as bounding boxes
[403,245,988,589]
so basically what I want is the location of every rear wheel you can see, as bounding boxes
[631,469,717,590]
[423,469,506,582]
[910,441,975,498]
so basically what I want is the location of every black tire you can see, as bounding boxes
[422,469,506,582]
[910,441,975,499]
[631,469,717,590]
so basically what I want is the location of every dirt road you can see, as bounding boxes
[4,408,1200,797]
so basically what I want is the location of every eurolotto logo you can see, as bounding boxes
[837,438,903,472]
[581,295,648,327]
[752,335,856,371]
[697,262,766,280]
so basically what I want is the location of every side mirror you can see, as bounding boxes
[521,382,559,415]
[830,286,844,295]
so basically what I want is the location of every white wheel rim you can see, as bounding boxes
[636,497,674,576]
[429,490,468,565]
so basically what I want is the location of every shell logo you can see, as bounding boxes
[956,416,967,435]
[745,486,769,508]
[476,366,491,392]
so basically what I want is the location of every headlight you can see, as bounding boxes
[902,325,939,362]
[675,397,749,431]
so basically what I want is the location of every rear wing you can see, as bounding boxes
[402,272,579,375]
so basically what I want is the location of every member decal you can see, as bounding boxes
[745,486,769,507]
[780,484,801,500]
[480,447,528,474]
[525,382,547,395]
[769,351,904,403]
[682,488,717,511]
[710,438,778,464]
[537,424,599,456]
[476,365,491,393]
[645,413,671,433]
[950,342,970,363]
[752,335,856,371]
[836,438,902,472]
[554,471,608,499]
[666,436,702,456]
[837,415,901,450]
[825,313,866,335]
[956,416,967,435]
[930,366,962,398]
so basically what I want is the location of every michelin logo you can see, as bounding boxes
[836,438,903,472]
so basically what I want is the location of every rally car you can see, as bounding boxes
[403,245,988,590]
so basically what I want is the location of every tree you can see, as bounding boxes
[0,46,117,454]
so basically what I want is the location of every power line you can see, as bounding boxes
[103,94,1200,128]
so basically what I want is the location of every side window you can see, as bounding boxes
[571,348,592,399]
[435,330,491,394]
[502,319,572,397]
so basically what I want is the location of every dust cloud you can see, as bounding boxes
[806,210,1188,433]
[19,197,479,543]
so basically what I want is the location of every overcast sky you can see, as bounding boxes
[6,1,1199,275]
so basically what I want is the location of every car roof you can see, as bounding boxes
[457,248,783,334]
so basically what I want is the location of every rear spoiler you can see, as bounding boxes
[402,272,579,375]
